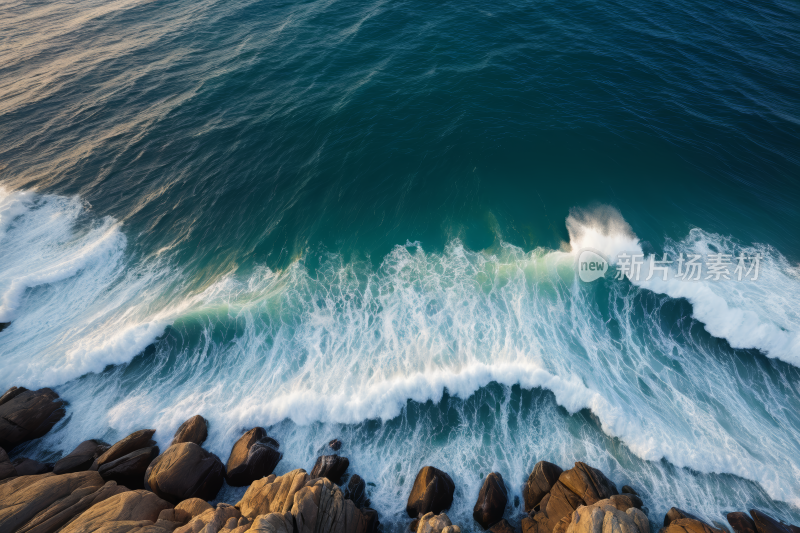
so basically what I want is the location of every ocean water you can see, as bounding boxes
[1,0,799,530]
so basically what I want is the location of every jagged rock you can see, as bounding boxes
[663,518,726,533]
[524,461,564,513]
[559,463,618,505]
[310,455,350,485]
[329,440,343,451]
[490,520,517,533]
[0,471,104,533]
[665,509,702,528]
[345,474,368,508]
[406,466,456,518]
[604,495,642,512]
[292,477,376,533]
[621,486,638,496]
[226,428,282,487]
[93,429,157,470]
[418,512,452,533]
[473,472,508,529]
[625,508,649,533]
[0,388,66,450]
[173,503,240,533]
[171,415,208,446]
[15,480,128,533]
[544,481,586,532]
[442,528,462,533]
[601,506,640,533]
[566,505,605,533]
[554,517,572,533]
[750,510,795,533]
[12,457,50,476]
[249,512,294,533]
[146,442,225,504]
[728,513,757,533]
[99,446,159,489]
[175,498,213,518]
[238,469,311,519]
[59,489,173,533]
[54,440,109,475]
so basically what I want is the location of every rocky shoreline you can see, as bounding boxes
[1,387,798,533]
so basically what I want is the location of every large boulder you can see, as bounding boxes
[490,520,516,533]
[310,455,350,485]
[750,510,795,533]
[146,442,225,504]
[563,496,649,533]
[92,429,157,470]
[238,469,312,519]
[418,512,454,533]
[292,477,376,533]
[406,466,456,518]
[175,498,212,518]
[59,489,173,533]
[0,471,104,533]
[173,503,240,533]
[226,427,282,487]
[0,388,66,450]
[14,480,129,533]
[99,446,159,489]
[559,463,618,505]
[662,518,726,533]
[523,461,563,513]
[11,457,50,476]
[665,509,701,528]
[543,481,585,533]
[0,386,27,407]
[345,474,369,508]
[171,415,208,446]
[0,448,14,481]
[473,472,507,529]
[727,513,757,533]
[54,440,109,475]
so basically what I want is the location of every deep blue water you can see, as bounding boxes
[1,0,799,529]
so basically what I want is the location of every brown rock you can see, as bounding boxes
[238,469,311,519]
[620,486,637,496]
[607,495,643,512]
[173,503,240,533]
[0,387,27,407]
[544,481,586,533]
[157,508,191,524]
[171,415,208,446]
[406,466,456,518]
[523,461,564,513]
[727,513,757,533]
[566,505,604,533]
[750,510,794,533]
[310,455,350,485]
[54,440,109,475]
[491,520,517,533]
[59,489,173,533]
[99,446,159,489]
[329,439,343,451]
[174,498,212,518]
[250,512,294,533]
[665,509,701,528]
[554,516,572,533]
[345,474,368,508]
[663,518,726,533]
[0,388,66,451]
[12,457,49,476]
[473,472,508,529]
[559,463,617,505]
[145,442,224,504]
[226,427,282,487]
[93,429,157,470]
[0,471,104,533]
[291,477,374,533]
[418,512,452,533]
[16,480,129,533]
[601,506,640,533]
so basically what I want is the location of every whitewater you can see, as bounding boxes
[1,186,799,528]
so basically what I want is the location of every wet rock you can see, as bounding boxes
[345,473,369,508]
[411,520,420,533]
[171,415,208,446]
[54,439,109,475]
[665,509,702,528]
[238,468,311,519]
[310,454,350,485]
[59,489,173,533]
[0,447,15,481]
[750,510,794,533]
[12,457,50,476]
[491,520,517,533]
[291,477,376,533]
[0,386,27,407]
[0,387,66,450]
[621,486,638,496]
[473,472,508,529]
[329,439,343,451]
[146,442,225,504]
[544,481,586,532]
[663,518,726,533]
[607,495,643,512]
[559,462,618,505]
[175,497,213,518]
[523,461,564,513]
[727,513,757,533]
[93,429,157,470]
[406,466,456,518]
[362,508,381,533]
[0,471,105,533]
[99,446,160,489]
[418,512,452,533]
[226,427,282,487]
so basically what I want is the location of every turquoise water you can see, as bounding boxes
[1,0,799,529]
